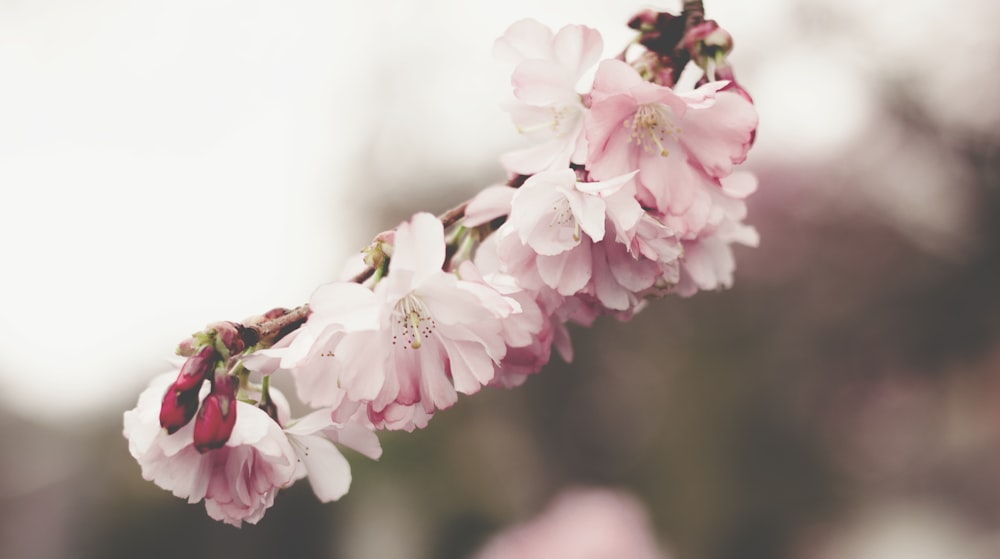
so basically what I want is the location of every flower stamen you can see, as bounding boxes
[623,104,681,157]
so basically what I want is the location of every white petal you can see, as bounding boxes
[389,213,446,284]
[289,433,352,503]
[328,423,383,461]
[284,408,335,436]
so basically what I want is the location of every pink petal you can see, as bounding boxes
[678,91,757,178]
[465,186,516,227]
[512,59,577,106]
[493,19,554,64]
[552,24,603,80]
[308,282,380,330]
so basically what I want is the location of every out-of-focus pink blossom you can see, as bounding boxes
[473,488,668,559]
[495,19,603,174]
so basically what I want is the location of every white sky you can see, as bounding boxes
[0,0,985,422]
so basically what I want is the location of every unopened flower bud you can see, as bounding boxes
[209,321,245,357]
[627,9,660,31]
[629,10,685,57]
[159,383,201,434]
[176,337,198,357]
[172,346,217,392]
[682,20,733,69]
[193,375,239,453]
[363,232,394,269]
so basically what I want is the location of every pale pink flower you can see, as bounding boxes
[123,371,374,526]
[673,173,759,296]
[246,282,382,409]
[586,59,757,214]
[494,19,603,174]
[454,259,553,387]
[500,168,640,295]
[473,488,668,559]
[367,214,517,427]
[272,213,517,431]
[494,168,679,313]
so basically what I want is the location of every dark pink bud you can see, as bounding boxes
[159,384,201,434]
[193,375,239,453]
[628,9,661,31]
[172,346,217,392]
[209,321,245,356]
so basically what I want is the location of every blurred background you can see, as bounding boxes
[2,0,1000,557]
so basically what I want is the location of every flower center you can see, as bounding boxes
[392,294,435,350]
[623,104,681,157]
[549,197,581,242]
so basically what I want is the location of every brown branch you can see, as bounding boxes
[683,1,704,13]
[239,305,310,348]
[440,201,470,230]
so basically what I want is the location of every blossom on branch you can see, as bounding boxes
[586,59,757,215]
[269,213,518,432]
[123,4,761,527]
[495,19,603,174]
[123,371,377,526]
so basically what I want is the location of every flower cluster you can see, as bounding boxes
[123,6,758,526]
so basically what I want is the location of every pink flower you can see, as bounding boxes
[674,172,759,296]
[586,59,757,214]
[494,19,604,174]
[473,488,668,559]
[273,213,517,431]
[453,259,555,388]
[499,168,640,294]
[492,169,680,314]
[123,371,375,526]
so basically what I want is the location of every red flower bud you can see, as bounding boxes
[209,321,245,356]
[159,384,201,434]
[628,9,661,31]
[172,346,217,392]
[193,375,239,453]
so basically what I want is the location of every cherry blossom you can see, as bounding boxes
[269,213,518,431]
[668,171,759,296]
[123,371,376,526]
[586,59,757,213]
[495,19,604,174]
